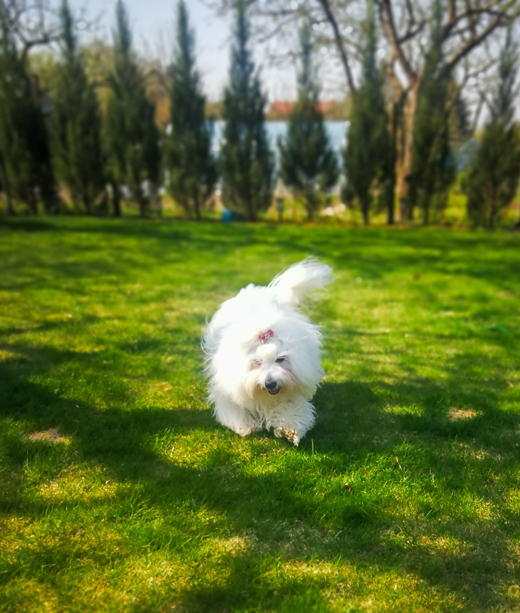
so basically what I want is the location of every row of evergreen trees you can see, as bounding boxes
[0,0,332,222]
[173,0,337,223]
[344,0,520,228]
[0,12,55,214]
[0,0,519,227]
[0,0,160,217]
[466,29,520,230]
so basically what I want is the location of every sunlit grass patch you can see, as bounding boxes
[0,217,519,611]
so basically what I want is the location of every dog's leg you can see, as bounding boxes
[268,397,315,446]
[213,396,258,437]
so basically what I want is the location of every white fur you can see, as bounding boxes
[203,259,333,446]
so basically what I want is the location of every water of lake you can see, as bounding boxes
[211,120,349,161]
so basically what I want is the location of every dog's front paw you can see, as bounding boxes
[273,426,300,446]
[283,427,300,446]
[234,426,252,437]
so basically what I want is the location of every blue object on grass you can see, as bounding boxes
[221,209,246,222]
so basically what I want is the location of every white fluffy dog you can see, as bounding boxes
[203,259,333,446]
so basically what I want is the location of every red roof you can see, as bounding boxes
[269,100,335,117]
[270,101,295,116]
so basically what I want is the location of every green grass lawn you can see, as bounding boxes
[1,217,519,612]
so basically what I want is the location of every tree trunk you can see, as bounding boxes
[387,196,395,225]
[140,200,147,218]
[423,201,430,226]
[387,101,400,225]
[306,192,315,222]
[489,199,497,230]
[28,190,38,215]
[361,198,369,226]
[0,157,14,215]
[194,195,201,221]
[387,203,394,225]
[385,180,395,225]
[396,85,420,222]
[112,183,121,217]
[136,182,147,218]
[83,194,92,216]
[247,196,256,222]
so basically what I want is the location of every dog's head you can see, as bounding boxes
[208,313,323,406]
[239,316,323,402]
[244,340,297,399]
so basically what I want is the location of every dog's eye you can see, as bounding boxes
[275,357,285,364]
[251,360,261,368]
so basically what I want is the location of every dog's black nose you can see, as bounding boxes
[265,380,278,390]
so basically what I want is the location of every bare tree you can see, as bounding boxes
[0,0,95,62]
[376,0,518,218]
[207,0,520,220]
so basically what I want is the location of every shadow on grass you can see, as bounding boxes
[1,332,519,611]
[2,218,520,296]
[1,218,520,608]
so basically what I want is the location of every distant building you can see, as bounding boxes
[269,101,295,118]
[268,100,338,120]
[316,101,335,114]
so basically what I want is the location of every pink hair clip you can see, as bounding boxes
[259,329,274,343]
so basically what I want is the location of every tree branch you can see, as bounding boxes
[470,90,485,133]
[380,0,416,85]
[464,0,477,36]
[256,14,299,45]
[2,0,95,63]
[448,0,457,25]
[443,0,512,38]
[446,12,507,72]
[398,20,426,45]
[404,0,416,25]
[316,0,356,93]
[21,34,55,63]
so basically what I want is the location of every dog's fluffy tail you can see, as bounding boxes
[269,258,333,307]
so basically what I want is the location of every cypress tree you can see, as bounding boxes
[278,22,338,221]
[104,0,160,218]
[343,2,393,226]
[220,0,274,222]
[0,7,55,214]
[466,28,520,229]
[52,0,104,214]
[0,152,13,214]
[165,0,217,220]
[409,1,456,225]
